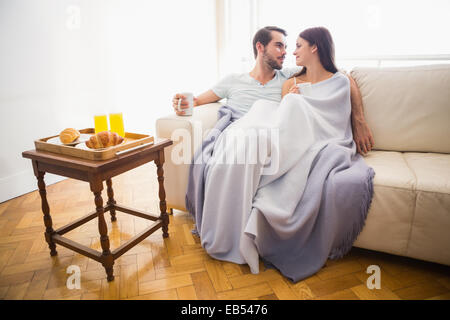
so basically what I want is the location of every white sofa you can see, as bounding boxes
[156,64,450,267]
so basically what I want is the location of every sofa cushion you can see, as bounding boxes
[402,152,450,265]
[362,150,416,190]
[407,191,450,265]
[350,64,450,154]
[355,151,450,265]
[403,152,450,194]
[355,151,416,255]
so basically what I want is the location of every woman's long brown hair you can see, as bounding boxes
[295,26,338,77]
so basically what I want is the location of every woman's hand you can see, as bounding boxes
[288,84,300,94]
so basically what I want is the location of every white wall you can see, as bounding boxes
[0,0,108,202]
[0,0,217,203]
[102,0,217,134]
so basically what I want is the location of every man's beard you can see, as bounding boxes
[263,51,282,70]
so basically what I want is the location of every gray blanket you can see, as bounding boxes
[186,72,375,282]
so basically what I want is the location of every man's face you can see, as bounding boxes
[261,31,287,70]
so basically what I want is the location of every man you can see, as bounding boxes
[173,26,374,154]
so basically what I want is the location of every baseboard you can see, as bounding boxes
[167,203,187,213]
[0,169,67,203]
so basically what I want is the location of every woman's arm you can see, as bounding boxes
[348,75,375,155]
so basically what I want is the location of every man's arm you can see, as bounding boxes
[195,90,221,106]
[348,74,375,155]
[172,90,221,116]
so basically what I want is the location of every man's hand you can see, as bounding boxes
[347,74,375,155]
[352,117,375,155]
[172,93,198,116]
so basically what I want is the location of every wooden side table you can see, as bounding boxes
[22,138,173,281]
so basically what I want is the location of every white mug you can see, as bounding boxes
[296,82,312,96]
[177,92,194,116]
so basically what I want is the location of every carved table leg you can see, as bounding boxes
[91,179,115,281]
[106,179,117,222]
[156,150,169,238]
[36,171,58,256]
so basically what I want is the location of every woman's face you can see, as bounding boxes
[293,37,316,66]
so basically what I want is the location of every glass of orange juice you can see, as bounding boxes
[94,114,108,133]
[109,112,125,137]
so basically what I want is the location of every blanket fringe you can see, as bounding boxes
[185,194,200,236]
[328,167,375,260]
[185,193,195,219]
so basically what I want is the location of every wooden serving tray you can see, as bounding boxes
[35,128,154,161]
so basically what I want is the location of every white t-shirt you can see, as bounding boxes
[211,67,302,114]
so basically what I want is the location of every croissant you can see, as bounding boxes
[85,131,124,149]
[60,128,80,144]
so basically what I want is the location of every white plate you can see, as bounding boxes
[46,134,92,146]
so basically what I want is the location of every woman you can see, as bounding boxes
[189,27,374,283]
[282,27,338,97]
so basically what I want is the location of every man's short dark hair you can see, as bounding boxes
[252,26,287,59]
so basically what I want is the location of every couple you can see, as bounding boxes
[173,26,375,282]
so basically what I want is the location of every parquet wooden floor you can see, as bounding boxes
[1,163,449,300]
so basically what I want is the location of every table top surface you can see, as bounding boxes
[22,138,173,172]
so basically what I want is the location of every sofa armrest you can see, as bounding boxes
[155,102,222,212]
[156,102,222,150]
